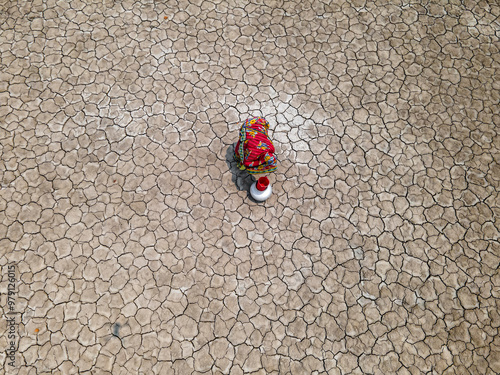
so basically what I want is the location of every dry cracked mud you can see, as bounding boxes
[0,0,499,374]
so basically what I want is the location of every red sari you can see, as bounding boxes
[234,117,277,174]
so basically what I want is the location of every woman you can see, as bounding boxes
[234,117,277,174]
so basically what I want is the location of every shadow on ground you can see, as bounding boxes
[225,144,260,202]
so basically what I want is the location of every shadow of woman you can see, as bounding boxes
[225,143,257,194]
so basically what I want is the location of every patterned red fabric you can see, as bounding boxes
[234,117,277,174]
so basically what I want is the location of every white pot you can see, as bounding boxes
[250,181,272,201]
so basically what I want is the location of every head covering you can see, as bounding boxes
[234,117,277,174]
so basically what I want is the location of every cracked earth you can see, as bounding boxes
[0,0,499,374]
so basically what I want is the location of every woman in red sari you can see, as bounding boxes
[234,117,277,174]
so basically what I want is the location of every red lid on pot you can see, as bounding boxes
[256,177,269,191]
